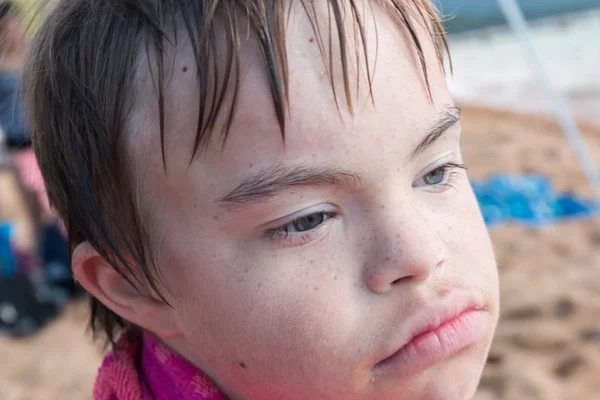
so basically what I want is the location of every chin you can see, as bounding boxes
[381,342,490,400]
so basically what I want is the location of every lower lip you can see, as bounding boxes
[374,310,487,377]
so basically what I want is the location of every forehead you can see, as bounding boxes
[127,2,452,205]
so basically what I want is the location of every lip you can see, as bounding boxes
[372,295,488,377]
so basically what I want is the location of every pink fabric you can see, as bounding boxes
[94,334,227,400]
[12,149,50,216]
[12,148,66,237]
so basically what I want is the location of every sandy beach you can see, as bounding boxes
[1,105,600,399]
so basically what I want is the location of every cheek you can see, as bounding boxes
[443,187,498,287]
[166,247,362,384]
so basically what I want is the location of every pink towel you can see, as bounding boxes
[94,333,227,400]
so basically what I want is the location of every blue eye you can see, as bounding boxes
[267,211,336,242]
[423,167,447,185]
[290,213,329,232]
[417,162,467,189]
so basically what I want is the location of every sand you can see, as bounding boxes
[1,105,600,399]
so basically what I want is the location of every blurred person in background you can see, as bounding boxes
[0,0,30,149]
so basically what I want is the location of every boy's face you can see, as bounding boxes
[134,5,499,400]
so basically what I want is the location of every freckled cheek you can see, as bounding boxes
[177,262,356,353]
[441,196,497,278]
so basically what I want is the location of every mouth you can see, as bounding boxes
[372,296,488,377]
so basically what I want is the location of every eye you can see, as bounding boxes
[274,212,334,235]
[265,211,337,244]
[423,167,447,185]
[414,162,466,190]
[290,213,330,232]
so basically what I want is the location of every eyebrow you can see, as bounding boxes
[218,165,360,208]
[410,106,461,160]
[217,106,461,208]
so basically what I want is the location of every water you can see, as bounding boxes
[446,9,600,127]
[438,0,600,33]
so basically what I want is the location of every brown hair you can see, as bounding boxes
[0,1,17,24]
[0,0,19,48]
[24,0,450,347]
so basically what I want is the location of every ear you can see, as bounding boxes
[72,241,181,339]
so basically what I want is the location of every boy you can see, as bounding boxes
[25,0,499,398]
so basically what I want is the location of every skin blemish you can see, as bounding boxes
[182,65,188,72]
[314,286,319,291]
[309,37,314,43]
[258,282,262,287]
[238,361,247,369]
[213,214,219,220]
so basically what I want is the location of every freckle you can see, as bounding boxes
[244,267,249,273]
[182,65,188,72]
[314,286,319,291]
[213,214,219,220]
[384,256,391,262]
[249,163,254,168]
[310,260,314,264]
[396,233,400,238]
[258,282,262,287]
[212,254,216,259]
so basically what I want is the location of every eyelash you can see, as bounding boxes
[418,162,467,192]
[265,162,466,245]
[265,211,338,244]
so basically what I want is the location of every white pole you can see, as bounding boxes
[496,0,600,202]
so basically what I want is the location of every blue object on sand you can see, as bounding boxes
[472,174,600,228]
[0,223,16,277]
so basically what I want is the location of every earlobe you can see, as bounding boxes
[72,241,181,339]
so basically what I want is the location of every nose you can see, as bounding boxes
[364,201,446,294]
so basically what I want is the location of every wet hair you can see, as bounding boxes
[0,1,16,23]
[24,0,450,347]
[0,1,18,39]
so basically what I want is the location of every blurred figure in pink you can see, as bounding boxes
[0,1,30,149]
